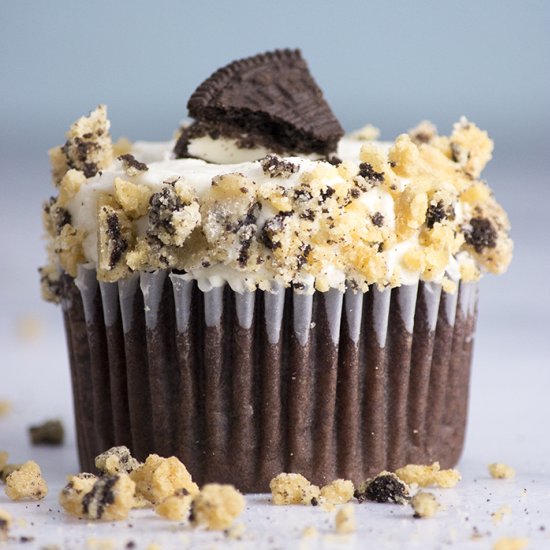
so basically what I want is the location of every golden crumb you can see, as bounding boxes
[114,177,152,219]
[155,489,193,521]
[335,504,356,534]
[95,446,141,475]
[411,492,440,518]
[492,537,529,550]
[492,504,512,525]
[0,401,10,417]
[86,539,116,550]
[302,525,318,538]
[145,544,162,550]
[5,460,48,501]
[60,473,135,521]
[350,124,380,141]
[450,117,493,178]
[270,473,321,505]
[320,479,354,505]
[49,145,70,186]
[224,522,246,540]
[190,483,245,530]
[14,314,43,343]
[489,463,516,480]
[130,454,199,504]
[395,462,461,488]
[0,508,11,541]
[408,120,438,145]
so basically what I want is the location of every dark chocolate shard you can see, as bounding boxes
[174,49,344,159]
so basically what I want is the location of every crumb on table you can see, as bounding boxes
[492,537,529,550]
[60,473,135,521]
[411,492,440,518]
[130,454,199,504]
[190,483,245,530]
[95,446,141,475]
[155,488,192,521]
[354,471,410,504]
[395,462,461,488]
[320,479,354,505]
[29,419,64,446]
[4,460,48,501]
[492,504,512,525]
[269,472,320,505]
[488,463,516,480]
[335,504,356,533]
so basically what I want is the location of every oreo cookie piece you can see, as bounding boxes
[174,49,344,160]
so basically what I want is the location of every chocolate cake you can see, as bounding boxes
[41,49,513,492]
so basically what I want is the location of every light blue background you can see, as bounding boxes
[0,1,548,378]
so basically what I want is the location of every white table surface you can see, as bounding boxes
[1,161,549,549]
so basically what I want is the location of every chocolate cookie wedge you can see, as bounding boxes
[174,49,344,160]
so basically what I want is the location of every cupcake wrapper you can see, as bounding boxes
[61,267,478,491]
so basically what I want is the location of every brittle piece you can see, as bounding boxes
[354,472,410,505]
[269,473,320,505]
[130,454,199,504]
[411,492,440,518]
[5,461,48,501]
[155,488,192,521]
[190,484,245,530]
[395,462,461,488]
[335,504,356,534]
[60,473,135,521]
[95,446,141,475]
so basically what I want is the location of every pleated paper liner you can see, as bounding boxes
[60,267,478,492]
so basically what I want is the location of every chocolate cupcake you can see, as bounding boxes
[41,50,512,492]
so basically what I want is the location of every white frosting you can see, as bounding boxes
[66,135,466,294]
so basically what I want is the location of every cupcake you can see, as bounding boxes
[40,49,512,492]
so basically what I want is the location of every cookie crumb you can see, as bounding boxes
[130,454,199,504]
[29,419,64,446]
[224,522,245,540]
[260,155,299,178]
[155,488,192,521]
[270,473,321,505]
[0,401,11,417]
[5,461,48,501]
[190,483,245,530]
[411,492,440,518]
[302,526,318,538]
[492,537,529,550]
[60,473,135,521]
[335,504,356,534]
[320,479,354,505]
[0,508,11,542]
[350,124,380,141]
[488,463,516,480]
[354,472,410,504]
[395,462,461,488]
[118,153,149,176]
[95,446,141,475]
[492,504,512,525]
